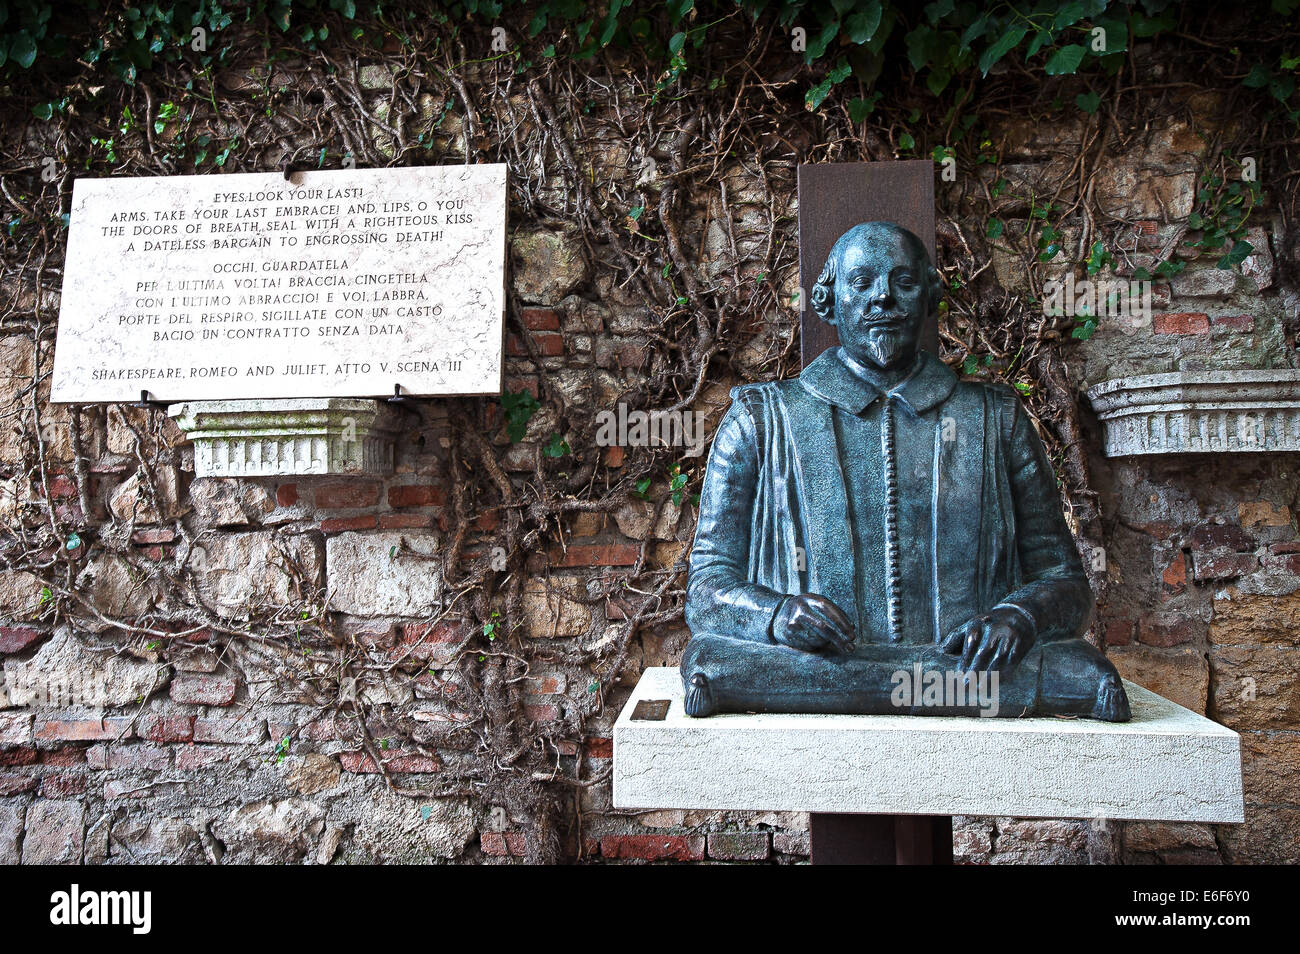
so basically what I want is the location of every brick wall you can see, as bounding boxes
[2,63,1297,865]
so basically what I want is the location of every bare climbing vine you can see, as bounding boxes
[1,8,1296,861]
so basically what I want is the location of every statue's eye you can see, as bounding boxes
[895,274,918,290]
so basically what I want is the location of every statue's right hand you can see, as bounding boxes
[773,594,856,654]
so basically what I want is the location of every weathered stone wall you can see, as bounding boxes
[2,37,1297,865]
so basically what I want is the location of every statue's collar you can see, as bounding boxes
[799,346,957,416]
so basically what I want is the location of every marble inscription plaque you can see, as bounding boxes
[52,164,507,402]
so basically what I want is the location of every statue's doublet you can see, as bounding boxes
[685,347,1094,651]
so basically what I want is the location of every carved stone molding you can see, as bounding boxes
[1085,370,1300,456]
[169,399,401,477]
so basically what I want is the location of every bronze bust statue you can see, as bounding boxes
[681,221,1130,722]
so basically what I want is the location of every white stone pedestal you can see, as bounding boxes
[613,668,1243,823]
[169,399,401,477]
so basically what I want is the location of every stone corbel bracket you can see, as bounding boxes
[168,399,402,477]
[1085,370,1300,456]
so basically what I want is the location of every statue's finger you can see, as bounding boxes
[799,614,848,652]
[811,598,855,636]
[940,622,972,654]
[1007,634,1029,667]
[960,628,982,671]
[987,635,1011,672]
[803,604,855,647]
[970,631,997,672]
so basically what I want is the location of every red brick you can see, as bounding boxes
[1138,617,1201,648]
[1272,553,1300,576]
[525,703,560,722]
[506,333,528,356]
[1211,315,1254,331]
[176,745,238,770]
[0,747,37,766]
[400,621,464,654]
[277,483,299,507]
[557,544,641,567]
[321,515,378,532]
[1191,551,1258,581]
[379,513,435,529]
[586,737,613,759]
[339,750,440,773]
[1153,312,1210,334]
[0,774,38,796]
[139,714,194,743]
[1104,619,1135,646]
[481,831,527,856]
[520,307,561,330]
[314,481,380,509]
[437,509,499,533]
[39,746,86,767]
[1161,552,1187,589]
[0,625,46,653]
[599,835,706,861]
[33,718,132,742]
[530,332,564,356]
[708,831,770,861]
[46,474,78,498]
[1191,524,1254,551]
[525,674,565,695]
[504,375,540,399]
[194,716,266,744]
[605,446,625,468]
[388,484,447,507]
[132,528,177,545]
[40,773,86,798]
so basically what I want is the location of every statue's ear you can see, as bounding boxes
[925,265,944,316]
[810,278,834,324]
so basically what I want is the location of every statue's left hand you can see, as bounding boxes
[940,607,1034,673]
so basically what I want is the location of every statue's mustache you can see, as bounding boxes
[860,310,912,326]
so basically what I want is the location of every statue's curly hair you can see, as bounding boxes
[810,222,943,324]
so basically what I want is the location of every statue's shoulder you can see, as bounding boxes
[722,379,804,435]
[952,377,1022,442]
[727,378,802,407]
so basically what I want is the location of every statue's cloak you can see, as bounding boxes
[685,347,1093,646]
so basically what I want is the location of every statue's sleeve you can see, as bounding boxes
[685,395,786,643]
[997,401,1095,642]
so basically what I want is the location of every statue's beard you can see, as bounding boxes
[861,325,916,370]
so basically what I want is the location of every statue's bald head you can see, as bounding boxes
[810,221,942,370]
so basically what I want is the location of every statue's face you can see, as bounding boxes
[829,229,930,371]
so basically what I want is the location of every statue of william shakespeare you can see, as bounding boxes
[680,222,1130,722]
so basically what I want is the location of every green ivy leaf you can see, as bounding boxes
[1075,91,1101,114]
[978,26,1027,77]
[845,3,883,44]
[10,31,38,69]
[847,93,881,123]
[1217,239,1253,270]
[805,77,833,110]
[1044,44,1087,75]
[986,219,1004,239]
